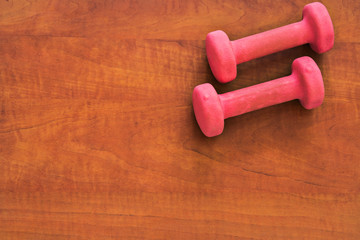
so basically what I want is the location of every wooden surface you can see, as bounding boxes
[1,0,359,239]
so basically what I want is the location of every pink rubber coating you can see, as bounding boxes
[193,56,324,137]
[206,2,334,83]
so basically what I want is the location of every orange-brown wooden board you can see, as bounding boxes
[0,0,359,239]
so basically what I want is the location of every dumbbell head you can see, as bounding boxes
[303,2,334,53]
[193,83,224,137]
[292,56,324,109]
[206,30,237,84]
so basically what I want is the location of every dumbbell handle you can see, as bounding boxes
[219,75,300,119]
[233,20,312,64]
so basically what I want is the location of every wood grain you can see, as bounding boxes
[1,0,359,239]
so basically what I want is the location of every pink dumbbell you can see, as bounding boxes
[206,2,334,83]
[193,56,324,137]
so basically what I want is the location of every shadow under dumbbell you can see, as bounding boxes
[209,44,321,93]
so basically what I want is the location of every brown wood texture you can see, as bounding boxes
[1,0,359,239]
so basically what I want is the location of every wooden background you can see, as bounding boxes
[1,0,359,239]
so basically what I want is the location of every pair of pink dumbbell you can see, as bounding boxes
[193,2,334,137]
